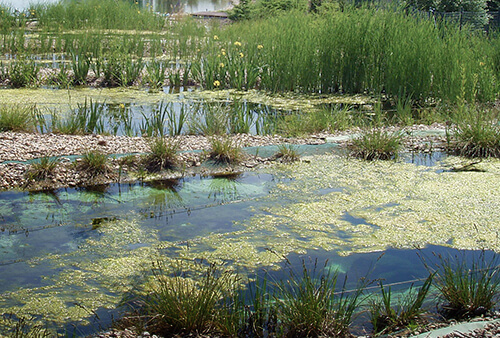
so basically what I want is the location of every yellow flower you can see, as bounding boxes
[138,10,140,13]
[257,44,263,49]
[222,51,226,56]
[239,52,244,58]
[234,41,242,47]
[480,62,485,66]
[219,63,225,68]
[213,80,221,87]
[213,35,219,40]
[119,103,125,109]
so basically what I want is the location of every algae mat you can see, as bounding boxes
[0,154,499,331]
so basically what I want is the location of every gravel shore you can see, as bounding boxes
[0,124,448,190]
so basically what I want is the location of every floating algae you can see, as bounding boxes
[1,155,499,331]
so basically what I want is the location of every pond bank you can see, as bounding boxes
[0,124,447,190]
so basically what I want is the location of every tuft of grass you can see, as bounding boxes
[369,274,433,334]
[25,156,60,182]
[143,137,179,172]
[350,130,403,161]
[450,106,500,158]
[275,259,367,337]
[428,252,500,320]
[274,144,300,163]
[139,260,239,336]
[79,150,109,176]
[0,105,35,132]
[207,137,243,165]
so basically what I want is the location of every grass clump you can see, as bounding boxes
[350,130,403,161]
[79,150,109,176]
[25,156,60,182]
[137,260,239,336]
[450,107,500,158]
[274,144,301,163]
[369,274,433,334]
[0,105,35,132]
[428,252,500,320]
[275,260,367,337]
[207,137,243,165]
[143,137,179,172]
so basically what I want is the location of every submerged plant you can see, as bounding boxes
[207,137,243,165]
[428,252,500,320]
[350,130,403,161]
[369,274,433,334]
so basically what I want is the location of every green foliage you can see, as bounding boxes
[140,260,239,335]
[26,156,60,182]
[145,59,166,92]
[143,137,179,172]
[369,274,433,334]
[0,105,35,132]
[80,149,109,176]
[7,56,39,88]
[450,106,500,158]
[207,137,243,164]
[51,98,105,135]
[350,130,403,161]
[274,144,301,163]
[70,51,91,85]
[429,252,500,319]
[275,260,367,337]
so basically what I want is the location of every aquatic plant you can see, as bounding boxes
[190,102,229,136]
[143,137,179,172]
[139,260,239,335]
[274,144,301,163]
[51,98,106,135]
[275,260,367,337]
[0,315,52,338]
[0,105,35,132]
[369,274,433,334]
[70,51,91,85]
[450,106,500,158]
[350,130,403,161]
[79,150,109,176]
[207,137,243,165]
[145,59,166,92]
[428,252,500,320]
[25,156,60,182]
[7,56,39,88]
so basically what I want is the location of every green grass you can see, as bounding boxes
[450,106,500,158]
[139,260,239,336]
[429,252,500,320]
[25,156,60,182]
[369,274,433,334]
[350,130,403,161]
[207,137,243,165]
[79,149,109,176]
[274,144,300,163]
[0,105,35,132]
[143,137,179,172]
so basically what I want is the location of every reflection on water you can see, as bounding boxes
[5,0,230,13]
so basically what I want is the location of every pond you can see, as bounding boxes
[2,0,231,13]
[1,145,499,335]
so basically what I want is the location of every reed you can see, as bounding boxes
[0,105,35,132]
[350,130,403,161]
[207,137,243,164]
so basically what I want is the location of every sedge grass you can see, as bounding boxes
[25,156,60,182]
[274,144,301,163]
[350,130,403,161]
[207,137,243,165]
[79,150,109,176]
[429,252,500,320]
[143,137,179,172]
[369,274,433,334]
[0,105,35,132]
